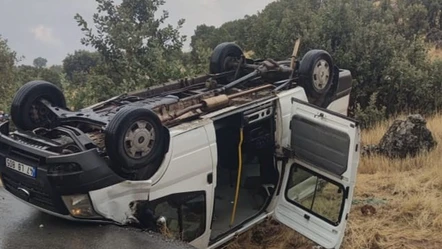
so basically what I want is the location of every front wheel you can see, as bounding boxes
[105,107,166,174]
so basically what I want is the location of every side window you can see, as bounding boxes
[151,191,206,242]
[285,165,345,225]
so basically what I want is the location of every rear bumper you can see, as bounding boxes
[0,121,124,216]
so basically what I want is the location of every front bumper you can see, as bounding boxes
[0,121,124,217]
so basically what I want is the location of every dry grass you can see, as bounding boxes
[428,46,442,62]
[227,114,442,249]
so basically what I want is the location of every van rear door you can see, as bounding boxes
[273,97,360,249]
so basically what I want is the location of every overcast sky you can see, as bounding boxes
[0,0,275,66]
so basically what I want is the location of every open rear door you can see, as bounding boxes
[274,98,360,249]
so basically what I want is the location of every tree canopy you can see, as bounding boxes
[189,0,442,127]
[33,57,48,68]
[74,0,187,89]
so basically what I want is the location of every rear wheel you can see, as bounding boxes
[11,80,66,130]
[105,107,166,174]
[298,50,334,101]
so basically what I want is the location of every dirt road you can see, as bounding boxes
[0,187,194,249]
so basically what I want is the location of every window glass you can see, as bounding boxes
[151,191,206,242]
[286,165,344,225]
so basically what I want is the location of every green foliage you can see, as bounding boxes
[62,50,102,85]
[74,0,186,91]
[0,36,19,112]
[63,74,115,109]
[354,92,387,129]
[186,39,212,75]
[15,65,62,89]
[49,65,63,74]
[187,0,442,128]
[33,57,48,68]
[190,25,226,51]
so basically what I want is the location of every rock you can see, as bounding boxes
[360,204,377,216]
[363,114,437,158]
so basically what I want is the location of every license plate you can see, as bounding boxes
[5,158,37,178]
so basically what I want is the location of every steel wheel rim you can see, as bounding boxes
[312,59,330,91]
[124,120,156,159]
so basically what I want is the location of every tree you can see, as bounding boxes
[33,57,48,68]
[49,65,63,74]
[190,24,232,51]
[0,36,19,111]
[74,0,187,91]
[16,65,62,89]
[62,50,102,85]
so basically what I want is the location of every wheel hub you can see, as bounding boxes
[29,98,55,126]
[124,120,155,159]
[312,59,330,90]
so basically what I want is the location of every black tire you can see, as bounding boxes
[11,80,67,131]
[298,50,334,99]
[105,107,166,172]
[209,42,244,76]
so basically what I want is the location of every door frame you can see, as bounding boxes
[206,98,280,247]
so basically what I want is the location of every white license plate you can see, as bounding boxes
[5,158,37,178]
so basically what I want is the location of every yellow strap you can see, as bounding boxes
[230,127,244,227]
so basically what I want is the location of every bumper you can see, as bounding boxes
[0,121,124,217]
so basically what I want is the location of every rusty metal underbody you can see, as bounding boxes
[126,74,278,127]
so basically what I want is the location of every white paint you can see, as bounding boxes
[327,95,350,116]
[272,99,361,249]
[89,180,153,224]
[90,119,216,222]
[275,87,309,151]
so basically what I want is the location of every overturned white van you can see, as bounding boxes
[0,42,360,249]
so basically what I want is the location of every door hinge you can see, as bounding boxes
[355,144,359,152]
[275,152,289,164]
[314,113,325,119]
[282,146,295,158]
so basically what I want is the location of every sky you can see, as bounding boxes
[0,0,275,66]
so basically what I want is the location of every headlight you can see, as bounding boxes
[62,194,101,219]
